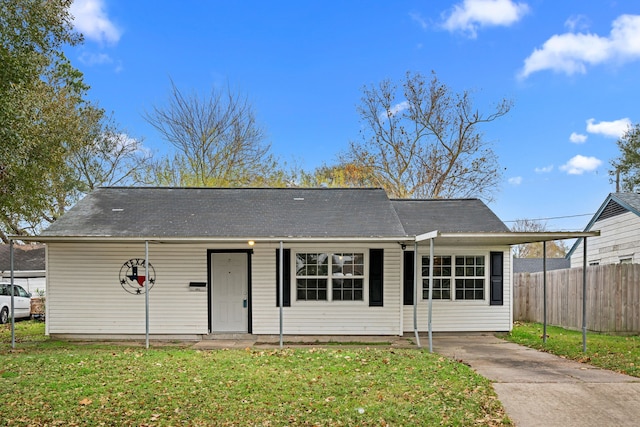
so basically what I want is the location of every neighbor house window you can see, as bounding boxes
[620,257,633,264]
[422,255,485,301]
[296,252,364,301]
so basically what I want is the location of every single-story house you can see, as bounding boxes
[0,244,46,295]
[21,187,597,340]
[569,192,640,267]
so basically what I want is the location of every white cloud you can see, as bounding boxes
[70,0,121,44]
[586,118,631,138]
[508,176,523,185]
[520,14,640,78]
[442,0,530,38]
[78,51,113,66]
[534,165,553,173]
[559,155,602,175]
[410,12,428,30]
[564,15,590,32]
[569,132,587,144]
[380,101,410,120]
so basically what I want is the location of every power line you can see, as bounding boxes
[503,213,595,223]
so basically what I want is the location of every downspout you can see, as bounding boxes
[279,241,284,349]
[413,241,421,348]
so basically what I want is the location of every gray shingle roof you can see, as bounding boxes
[39,187,509,240]
[0,244,45,271]
[41,187,406,238]
[513,258,570,273]
[390,199,510,235]
[609,192,640,215]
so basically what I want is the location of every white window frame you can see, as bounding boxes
[420,252,488,302]
[293,250,368,304]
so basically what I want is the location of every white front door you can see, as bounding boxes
[211,252,248,332]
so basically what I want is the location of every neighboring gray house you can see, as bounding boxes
[513,258,570,273]
[0,244,46,294]
[569,192,640,267]
[24,187,594,340]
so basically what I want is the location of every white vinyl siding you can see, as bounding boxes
[46,242,212,336]
[251,242,402,335]
[46,241,511,337]
[571,212,640,267]
[404,247,512,332]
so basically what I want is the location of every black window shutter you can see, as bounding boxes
[490,251,504,306]
[369,249,384,306]
[403,251,414,305]
[276,249,291,307]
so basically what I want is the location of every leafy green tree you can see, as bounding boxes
[0,0,146,242]
[610,124,640,192]
[344,71,511,200]
[0,0,85,241]
[144,80,280,187]
[297,163,378,188]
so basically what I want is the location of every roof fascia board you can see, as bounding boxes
[15,235,412,244]
[422,231,600,247]
[17,231,599,245]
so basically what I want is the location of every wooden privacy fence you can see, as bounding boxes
[514,264,640,333]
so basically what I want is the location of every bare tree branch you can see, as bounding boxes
[144,79,277,187]
[344,71,511,201]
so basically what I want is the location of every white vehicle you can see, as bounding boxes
[0,283,32,324]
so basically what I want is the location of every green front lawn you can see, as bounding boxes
[505,322,640,377]
[1,321,510,426]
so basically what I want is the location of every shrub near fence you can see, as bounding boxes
[514,264,640,333]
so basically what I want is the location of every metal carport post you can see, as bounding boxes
[415,231,439,352]
[542,236,591,352]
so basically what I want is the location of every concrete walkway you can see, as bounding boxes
[433,333,640,427]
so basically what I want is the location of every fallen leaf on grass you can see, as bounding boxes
[79,398,92,406]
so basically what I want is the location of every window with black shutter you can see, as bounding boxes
[369,249,384,307]
[490,251,504,306]
[403,251,414,305]
[275,249,291,307]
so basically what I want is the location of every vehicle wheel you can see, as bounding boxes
[0,307,8,324]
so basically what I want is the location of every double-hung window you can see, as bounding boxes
[422,255,486,301]
[296,252,364,301]
[421,256,451,299]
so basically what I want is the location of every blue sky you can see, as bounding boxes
[66,0,640,231]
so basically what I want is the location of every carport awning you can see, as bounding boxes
[414,229,600,353]
[415,231,600,246]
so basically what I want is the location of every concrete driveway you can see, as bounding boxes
[433,333,640,427]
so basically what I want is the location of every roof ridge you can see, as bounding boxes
[390,198,481,202]
[97,186,386,191]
